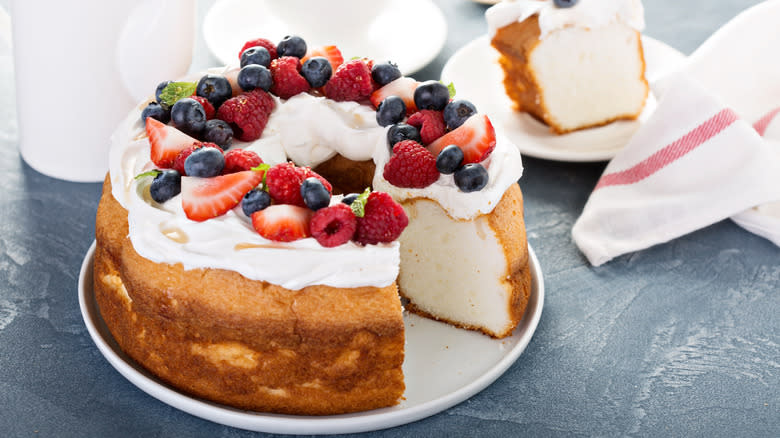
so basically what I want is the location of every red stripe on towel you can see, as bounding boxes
[753,107,780,136]
[594,108,738,191]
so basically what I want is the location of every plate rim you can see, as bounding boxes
[78,240,544,435]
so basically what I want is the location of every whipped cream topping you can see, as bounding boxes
[486,0,645,39]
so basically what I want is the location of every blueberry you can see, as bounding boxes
[371,61,402,86]
[141,101,171,124]
[170,98,206,136]
[300,177,331,211]
[277,35,307,58]
[150,170,181,203]
[454,163,489,192]
[196,74,232,108]
[301,57,333,88]
[413,80,450,111]
[443,100,477,130]
[435,145,464,175]
[202,119,234,150]
[240,46,271,68]
[376,96,406,127]
[387,123,421,148]
[242,188,271,216]
[553,0,578,8]
[341,193,359,206]
[237,64,273,92]
[184,147,225,177]
[155,80,172,106]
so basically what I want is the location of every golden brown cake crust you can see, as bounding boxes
[491,16,648,134]
[94,175,405,415]
[399,183,532,339]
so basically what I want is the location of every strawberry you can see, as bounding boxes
[222,68,242,97]
[370,77,419,115]
[251,204,313,242]
[302,45,344,72]
[181,170,263,221]
[427,115,496,164]
[146,117,199,168]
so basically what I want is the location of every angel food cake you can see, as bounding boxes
[94,35,530,415]
[488,0,649,134]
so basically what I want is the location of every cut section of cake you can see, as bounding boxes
[487,0,649,134]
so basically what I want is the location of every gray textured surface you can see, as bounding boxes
[1,0,778,437]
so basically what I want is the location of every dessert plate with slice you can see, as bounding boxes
[203,0,447,75]
[79,241,544,434]
[441,35,687,162]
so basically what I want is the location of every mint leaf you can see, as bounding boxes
[159,81,198,107]
[350,188,371,218]
[251,163,272,190]
[445,82,456,99]
[135,170,161,180]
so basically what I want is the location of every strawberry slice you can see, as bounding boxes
[251,204,313,242]
[302,45,344,72]
[428,115,496,164]
[370,77,419,115]
[181,170,263,221]
[146,117,199,168]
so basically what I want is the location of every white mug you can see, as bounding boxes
[11,0,195,182]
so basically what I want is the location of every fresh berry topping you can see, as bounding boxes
[383,140,440,188]
[443,100,477,130]
[189,95,216,120]
[237,64,273,92]
[300,177,331,211]
[241,188,271,216]
[239,38,278,60]
[251,204,313,242]
[454,163,489,192]
[155,80,173,106]
[146,117,199,168]
[387,123,422,148]
[435,144,464,175]
[376,96,407,127]
[265,163,331,207]
[196,74,233,108]
[300,57,333,88]
[141,102,171,124]
[341,193,359,206]
[277,35,308,58]
[216,89,275,141]
[270,56,310,99]
[302,45,344,72]
[170,97,207,136]
[149,169,181,203]
[413,80,450,111]
[310,203,357,247]
[202,119,234,150]
[428,115,496,164]
[172,142,221,175]
[181,170,264,222]
[184,146,225,178]
[354,192,408,245]
[407,110,447,144]
[371,61,402,86]
[240,45,271,68]
[324,59,374,102]
[222,69,242,97]
[223,148,263,174]
[553,0,578,8]
[370,76,418,115]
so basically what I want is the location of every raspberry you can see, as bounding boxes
[190,95,215,120]
[172,142,221,175]
[239,37,277,60]
[354,192,408,245]
[216,89,275,141]
[324,59,374,102]
[265,163,331,206]
[270,57,310,99]
[222,148,263,174]
[383,140,440,188]
[310,203,357,247]
[296,166,332,193]
[407,110,447,145]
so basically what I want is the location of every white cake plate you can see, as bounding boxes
[79,241,545,435]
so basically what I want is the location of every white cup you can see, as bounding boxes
[11,0,195,182]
